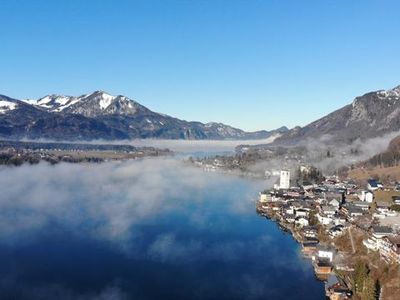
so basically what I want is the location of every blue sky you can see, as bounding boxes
[0,0,399,131]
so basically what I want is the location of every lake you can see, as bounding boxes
[0,158,324,299]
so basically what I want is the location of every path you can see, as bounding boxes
[348,226,356,254]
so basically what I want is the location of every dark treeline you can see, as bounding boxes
[295,166,325,185]
[0,152,104,166]
[367,151,400,168]
[364,135,400,168]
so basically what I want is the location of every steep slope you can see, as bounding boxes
[1,92,287,140]
[1,94,129,140]
[274,85,400,145]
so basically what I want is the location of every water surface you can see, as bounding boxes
[0,158,324,299]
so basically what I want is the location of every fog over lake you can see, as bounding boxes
[0,157,323,299]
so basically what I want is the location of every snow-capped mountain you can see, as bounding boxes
[24,91,148,117]
[0,91,287,140]
[274,85,400,145]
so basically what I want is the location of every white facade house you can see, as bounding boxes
[329,199,340,208]
[295,217,309,227]
[318,247,335,262]
[295,209,308,217]
[279,170,290,190]
[363,236,379,251]
[317,213,333,225]
[259,192,269,202]
[360,190,374,203]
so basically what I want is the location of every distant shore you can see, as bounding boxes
[0,139,172,166]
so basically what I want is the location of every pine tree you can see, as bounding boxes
[361,274,376,300]
[353,261,368,293]
[375,279,381,300]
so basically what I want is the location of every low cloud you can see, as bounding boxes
[18,137,277,154]
[0,158,263,248]
[0,157,321,299]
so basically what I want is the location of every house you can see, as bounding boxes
[259,192,272,203]
[303,241,318,256]
[352,201,370,211]
[376,201,391,214]
[325,274,352,300]
[318,246,335,262]
[392,196,400,205]
[315,258,333,277]
[341,205,364,219]
[284,214,296,223]
[317,212,333,225]
[303,226,318,238]
[321,205,337,216]
[329,225,345,238]
[372,226,393,239]
[282,204,294,215]
[302,181,314,191]
[363,235,380,252]
[359,190,374,203]
[329,198,340,208]
[295,208,308,217]
[295,216,309,227]
[325,192,344,205]
[379,235,400,264]
[367,179,382,191]
[333,215,347,226]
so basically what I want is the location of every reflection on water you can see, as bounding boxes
[0,158,323,299]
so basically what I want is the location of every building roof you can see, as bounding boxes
[325,274,340,288]
[352,201,370,207]
[321,205,337,212]
[318,245,336,253]
[317,258,333,267]
[376,201,391,208]
[346,205,364,214]
[368,179,379,187]
[372,225,393,234]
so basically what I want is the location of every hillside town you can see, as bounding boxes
[257,169,400,300]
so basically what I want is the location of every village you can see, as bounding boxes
[257,168,400,300]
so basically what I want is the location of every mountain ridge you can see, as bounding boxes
[0,91,288,141]
[273,85,400,145]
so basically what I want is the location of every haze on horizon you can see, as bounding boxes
[0,0,399,132]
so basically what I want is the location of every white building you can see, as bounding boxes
[359,190,374,203]
[318,247,335,262]
[295,217,309,227]
[279,170,290,190]
[259,192,270,203]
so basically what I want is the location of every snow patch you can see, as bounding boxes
[54,96,71,105]
[55,98,82,111]
[37,96,53,105]
[21,99,38,105]
[0,100,17,113]
[98,93,115,110]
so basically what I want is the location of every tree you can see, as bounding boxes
[361,274,376,300]
[308,210,318,226]
[390,204,400,212]
[375,279,381,300]
[353,261,368,293]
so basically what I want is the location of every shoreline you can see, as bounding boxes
[256,200,354,298]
